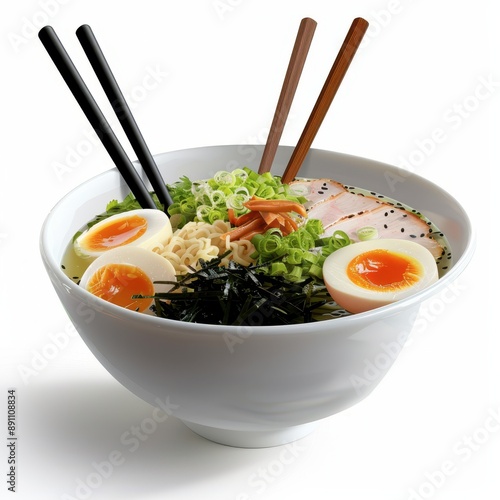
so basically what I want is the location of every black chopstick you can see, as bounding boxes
[76,24,173,211]
[38,25,157,211]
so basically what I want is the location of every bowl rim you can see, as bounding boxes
[40,145,476,336]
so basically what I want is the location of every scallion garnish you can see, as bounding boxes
[356,226,379,241]
[166,167,307,229]
[251,221,351,280]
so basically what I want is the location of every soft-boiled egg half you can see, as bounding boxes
[323,239,439,314]
[79,246,176,313]
[74,209,172,259]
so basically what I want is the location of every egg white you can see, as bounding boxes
[74,208,172,259]
[80,246,176,314]
[323,239,439,314]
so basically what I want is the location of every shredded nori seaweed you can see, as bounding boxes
[134,251,327,326]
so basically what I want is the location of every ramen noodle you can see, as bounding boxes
[154,220,255,274]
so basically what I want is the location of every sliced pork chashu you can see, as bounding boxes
[322,205,444,259]
[307,191,383,227]
[289,178,346,209]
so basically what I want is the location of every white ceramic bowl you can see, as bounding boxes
[40,145,474,448]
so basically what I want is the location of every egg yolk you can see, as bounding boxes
[86,263,154,312]
[347,249,422,292]
[85,215,148,251]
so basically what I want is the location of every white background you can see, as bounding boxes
[1,0,498,499]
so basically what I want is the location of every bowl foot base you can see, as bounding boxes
[182,420,318,448]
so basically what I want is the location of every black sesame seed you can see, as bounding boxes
[420,233,425,237]
[384,212,388,216]
[410,234,416,238]
[384,224,388,229]
[318,190,324,194]
[390,209,394,213]
[61,264,66,269]
[72,276,79,280]
[403,214,407,217]
[377,195,384,198]
[370,191,376,195]
[400,228,405,232]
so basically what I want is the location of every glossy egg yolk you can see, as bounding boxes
[347,249,423,292]
[86,263,154,312]
[85,215,147,251]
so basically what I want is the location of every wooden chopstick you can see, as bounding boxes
[38,26,157,211]
[281,17,369,184]
[258,17,317,174]
[76,24,173,211]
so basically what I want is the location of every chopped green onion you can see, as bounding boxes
[270,262,288,275]
[214,170,236,186]
[208,209,225,224]
[255,232,283,257]
[232,168,248,182]
[191,181,207,197]
[356,226,378,241]
[328,230,351,250]
[288,183,309,197]
[180,199,197,216]
[167,202,181,215]
[226,193,249,211]
[167,166,305,225]
[286,266,303,281]
[309,264,323,280]
[304,218,323,239]
[286,229,314,250]
[256,185,275,199]
[209,190,226,207]
[285,248,305,265]
[251,224,351,282]
[233,186,250,197]
[196,205,212,220]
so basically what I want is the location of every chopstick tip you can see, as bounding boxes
[302,17,317,25]
[353,17,369,28]
[38,25,55,40]
[76,24,92,36]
